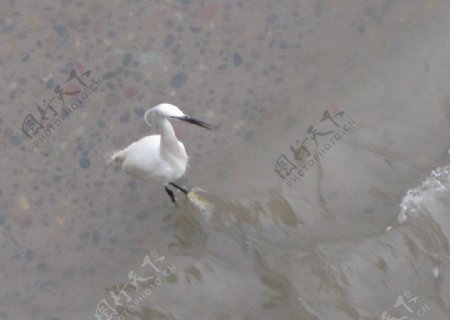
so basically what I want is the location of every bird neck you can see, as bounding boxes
[158,117,180,153]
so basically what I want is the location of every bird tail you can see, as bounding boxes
[107,148,127,165]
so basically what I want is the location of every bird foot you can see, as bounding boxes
[164,186,178,205]
[165,183,191,206]
[169,182,189,194]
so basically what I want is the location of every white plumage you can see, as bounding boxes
[110,103,216,204]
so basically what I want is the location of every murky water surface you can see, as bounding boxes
[1,1,450,319]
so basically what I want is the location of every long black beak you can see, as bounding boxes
[173,115,218,130]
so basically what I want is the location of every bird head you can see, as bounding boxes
[144,103,217,130]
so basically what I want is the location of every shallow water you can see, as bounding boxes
[1,1,450,319]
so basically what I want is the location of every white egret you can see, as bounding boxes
[110,103,217,205]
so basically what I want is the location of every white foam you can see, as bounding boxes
[398,166,450,222]
[187,188,215,222]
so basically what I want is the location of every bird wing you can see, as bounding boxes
[110,141,137,165]
[122,135,175,183]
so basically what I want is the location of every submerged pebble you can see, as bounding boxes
[171,72,188,88]
[79,157,91,169]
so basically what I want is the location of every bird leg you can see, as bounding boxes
[164,186,178,205]
[169,182,189,194]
